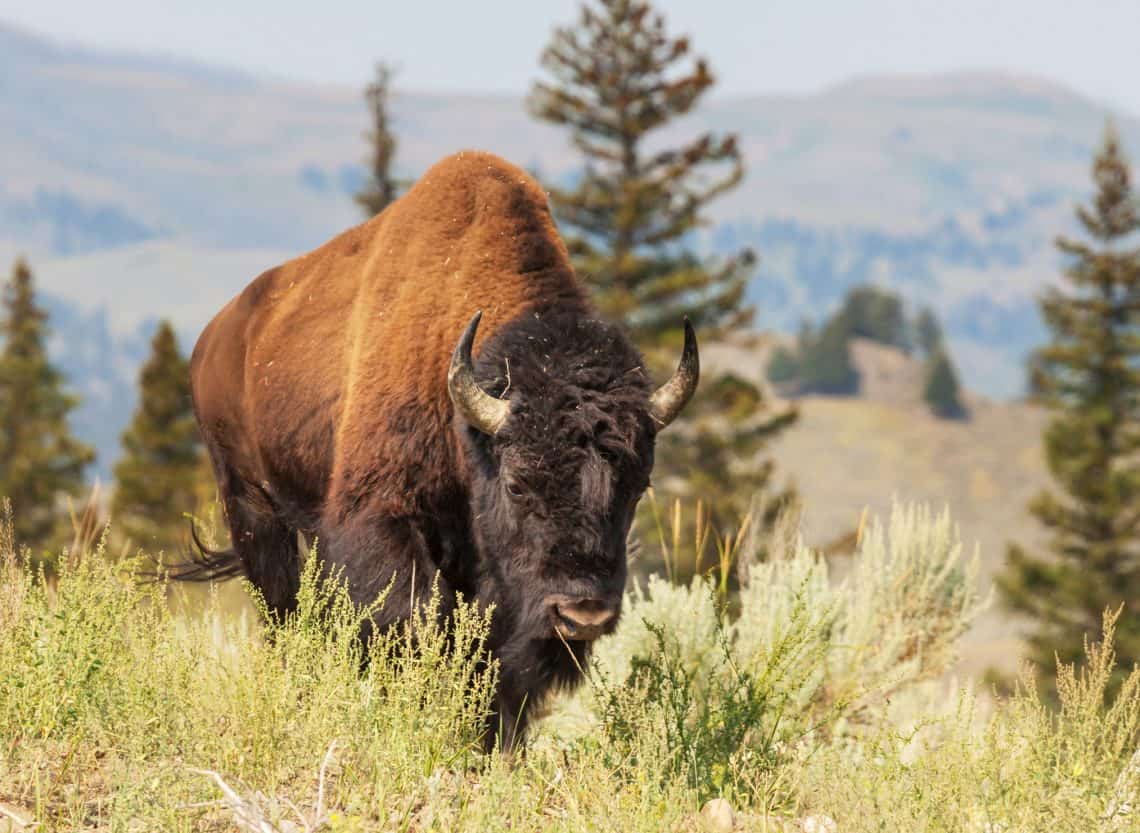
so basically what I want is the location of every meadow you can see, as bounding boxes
[1,500,1138,832]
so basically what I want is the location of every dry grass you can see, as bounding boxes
[1,501,1136,832]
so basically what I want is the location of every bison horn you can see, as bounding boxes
[649,317,700,428]
[449,311,511,436]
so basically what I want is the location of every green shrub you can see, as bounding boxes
[1,501,1136,832]
[539,502,987,814]
[802,609,1140,831]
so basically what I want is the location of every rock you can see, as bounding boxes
[700,798,736,832]
[801,814,838,833]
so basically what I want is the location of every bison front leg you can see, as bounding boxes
[313,515,457,648]
[315,515,528,754]
[486,688,527,754]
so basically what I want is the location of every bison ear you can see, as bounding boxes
[448,311,511,436]
[649,317,699,429]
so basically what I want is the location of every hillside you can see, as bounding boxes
[706,336,1050,673]
[2,21,1137,477]
[776,400,1048,674]
[712,333,1050,672]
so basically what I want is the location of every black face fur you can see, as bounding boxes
[455,308,656,738]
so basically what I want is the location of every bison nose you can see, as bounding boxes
[547,596,619,642]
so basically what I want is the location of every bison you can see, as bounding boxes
[182,151,698,749]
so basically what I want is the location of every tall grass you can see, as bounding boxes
[0,525,496,830]
[1,500,1137,831]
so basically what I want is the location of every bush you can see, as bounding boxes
[2,501,1136,831]
[541,502,986,808]
[804,609,1140,832]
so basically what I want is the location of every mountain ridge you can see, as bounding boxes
[7,21,1134,117]
[3,20,1139,477]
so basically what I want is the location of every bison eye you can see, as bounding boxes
[505,480,524,499]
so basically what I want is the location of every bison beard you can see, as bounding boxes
[177,151,698,751]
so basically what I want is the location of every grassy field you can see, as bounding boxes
[1,502,1138,832]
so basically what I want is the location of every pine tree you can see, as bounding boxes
[530,0,796,550]
[0,258,95,549]
[915,306,944,356]
[766,345,800,385]
[112,320,203,553]
[841,285,909,351]
[998,125,1140,694]
[660,372,798,551]
[354,62,401,218]
[529,0,751,343]
[923,349,965,419]
[798,313,859,395]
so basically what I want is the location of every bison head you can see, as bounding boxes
[448,309,698,648]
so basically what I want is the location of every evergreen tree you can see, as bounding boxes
[766,345,800,385]
[530,0,796,549]
[841,285,909,351]
[915,306,944,356]
[767,287,920,396]
[0,258,95,549]
[998,125,1140,694]
[528,0,752,344]
[355,62,401,218]
[112,320,203,553]
[798,313,859,395]
[922,349,965,419]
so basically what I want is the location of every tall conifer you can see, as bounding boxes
[355,62,402,218]
[998,125,1140,690]
[112,320,203,553]
[915,306,944,357]
[797,314,860,396]
[922,349,965,419]
[529,0,795,550]
[0,258,94,549]
[529,0,751,343]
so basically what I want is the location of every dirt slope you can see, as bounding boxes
[707,334,1051,675]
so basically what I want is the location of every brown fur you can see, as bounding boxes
[192,151,588,532]
[187,152,665,749]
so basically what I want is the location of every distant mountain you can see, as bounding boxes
[2,21,1138,477]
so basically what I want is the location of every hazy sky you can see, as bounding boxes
[3,0,1138,115]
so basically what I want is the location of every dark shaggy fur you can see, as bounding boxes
[181,151,661,749]
[462,308,654,745]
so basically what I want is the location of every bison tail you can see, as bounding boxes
[168,512,302,618]
[165,520,246,583]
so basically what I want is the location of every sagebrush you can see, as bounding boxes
[1,501,1137,832]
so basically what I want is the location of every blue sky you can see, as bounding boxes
[2,0,1138,115]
